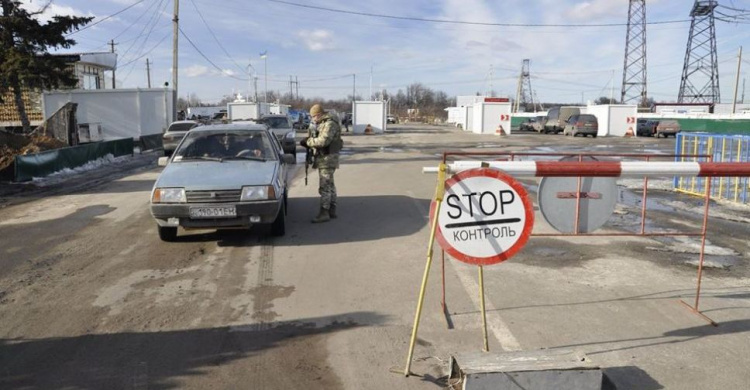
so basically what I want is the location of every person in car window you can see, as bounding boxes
[300,104,343,223]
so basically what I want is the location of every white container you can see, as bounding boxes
[471,102,511,135]
[227,102,271,121]
[43,88,174,140]
[352,101,386,134]
[585,104,638,137]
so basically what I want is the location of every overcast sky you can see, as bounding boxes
[21,0,750,105]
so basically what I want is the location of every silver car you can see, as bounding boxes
[150,123,294,241]
[258,115,296,159]
[162,120,201,156]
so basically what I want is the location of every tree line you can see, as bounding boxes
[178,82,458,120]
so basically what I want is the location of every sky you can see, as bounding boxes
[19,0,750,105]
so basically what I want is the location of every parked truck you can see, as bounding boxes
[543,106,581,134]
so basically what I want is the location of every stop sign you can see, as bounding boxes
[431,168,534,265]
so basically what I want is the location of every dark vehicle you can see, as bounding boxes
[655,120,681,138]
[637,119,659,137]
[519,117,537,131]
[386,115,397,124]
[292,112,310,130]
[563,114,598,137]
[258,115,297,159]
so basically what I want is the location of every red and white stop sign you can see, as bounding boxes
[431,168,534,265]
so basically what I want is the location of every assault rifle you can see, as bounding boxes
[303,124,318,186]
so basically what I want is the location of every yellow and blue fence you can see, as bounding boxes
[675,133,750,204]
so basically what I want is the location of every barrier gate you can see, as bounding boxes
[403,151,750,376]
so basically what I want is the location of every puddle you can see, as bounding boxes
[618,189,676,213]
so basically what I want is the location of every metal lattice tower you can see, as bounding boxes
[514,59,535,112]
[678,1,720,103]
[621,0,648,106]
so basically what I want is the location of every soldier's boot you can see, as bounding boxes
[329,205,337,219]
[311,208,331,223]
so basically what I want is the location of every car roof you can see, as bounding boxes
[189,123,268,132]
[261,114,288,118]
[170,120,200,125]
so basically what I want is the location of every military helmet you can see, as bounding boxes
[309,104,323,116]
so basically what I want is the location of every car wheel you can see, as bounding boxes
[158,225,177,242]
[271,201,286,237]
[592,134,597,138]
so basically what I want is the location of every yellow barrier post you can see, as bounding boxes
[479,265,489,352]
[735,140,742,202]
[719,138,727,198]
[404,163,447,376]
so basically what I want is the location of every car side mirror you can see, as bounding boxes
[282,154,296,164]
[158,157,169,167]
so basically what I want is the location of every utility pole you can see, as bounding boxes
[109,40,117,89]
[679,0,720,103]
[146,59,152,88]
[172,0,180,119]
[489,64,494,97]
[295,76,299,100]
[732,46,742,114]
[352,73,356,105]
[290,75,293,100]
[621,0,648,106]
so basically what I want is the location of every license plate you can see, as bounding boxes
[189,206,237,219]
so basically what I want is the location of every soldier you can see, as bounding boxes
[300,104,343,223]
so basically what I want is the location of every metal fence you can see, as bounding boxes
[675,133,750,204]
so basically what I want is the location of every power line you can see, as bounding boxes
[266,0,690,28]
[66,0,149,36]
[188,0,248,75]
[179,26,248,81]
[117,31,171,69]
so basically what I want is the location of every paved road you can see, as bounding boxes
[1,124,749,389]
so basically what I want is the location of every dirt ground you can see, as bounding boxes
[0,131,68,172]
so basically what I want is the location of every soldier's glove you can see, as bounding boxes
[300,138,308,147]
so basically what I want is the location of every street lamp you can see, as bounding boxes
[260,51,268,103]
[247,63,258,102]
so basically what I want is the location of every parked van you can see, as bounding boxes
[543,106,581,134]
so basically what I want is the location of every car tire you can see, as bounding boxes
[592,134,597,138]
[271,201,286,237]
[158,225,177,242]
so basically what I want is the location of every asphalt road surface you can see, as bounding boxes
[1,124,749,389]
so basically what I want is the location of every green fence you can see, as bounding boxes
[14,138,134,182]
[663,118,750,136]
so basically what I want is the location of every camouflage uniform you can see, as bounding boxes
[306,113,342,211]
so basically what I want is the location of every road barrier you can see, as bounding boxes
[675,133,750,204]
[403,151,750,377]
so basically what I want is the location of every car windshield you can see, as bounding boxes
[262,117,291,129]
[167,122,197,132]
[172,130,277,161]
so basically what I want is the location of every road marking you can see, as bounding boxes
[407,190,522,352]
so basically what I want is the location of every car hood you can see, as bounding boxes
[156,160,277,190]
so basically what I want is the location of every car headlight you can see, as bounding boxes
[152,188,186,203]
[284,131,296,139]
[241,184,279,201]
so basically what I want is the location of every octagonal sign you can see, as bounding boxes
[432,168,534,266]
